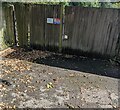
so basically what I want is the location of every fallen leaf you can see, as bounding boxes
[65,103,75,108]
[46,82,54,89]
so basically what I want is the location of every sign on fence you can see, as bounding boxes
[47,18,60,24]
[47,18,53,24]
[54,18,60,24]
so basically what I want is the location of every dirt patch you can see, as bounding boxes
[0,47,120,109]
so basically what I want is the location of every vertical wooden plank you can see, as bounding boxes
[103,9,118,56]
[14,3,28,47]
[59,5,63,52]
[117,10,120,61]
[62,6,73,49]
[26,3,30,46]
[0,2,2,30]
[30,4,45,49]
[109,10,119,56]
[3,2,15,46]
[45,5,53,50]
[45,5,61,51]
[0,2,5,50]
[115,9,120,57]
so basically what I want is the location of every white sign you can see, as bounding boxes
[47,18,53,24]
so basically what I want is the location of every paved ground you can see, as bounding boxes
[0,47,120,109]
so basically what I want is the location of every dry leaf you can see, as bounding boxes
[46,82,54,89]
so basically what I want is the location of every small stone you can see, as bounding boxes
[24,90,27,93]
[11,93,17,97]
[69,74,74,77]
[1,94,3,97]
[12,85,16,88]
[0,84,3,89]
[48,73,53,75]
[110,93,118,100]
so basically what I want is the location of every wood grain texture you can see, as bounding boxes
[3,3,120,58]
[30,4,62,51]
[3,3,15,46]
[30,4,45,49]
[63,6,120,57]
[116,9,120,57]
[14,3,28,47]
[45,5,61,51]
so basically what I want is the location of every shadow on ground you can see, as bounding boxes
[34,53,120,79]
[2,47,120,79]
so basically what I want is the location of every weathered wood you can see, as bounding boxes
[59,5,63,52]
[3,3,15,46]
[45,5,61,51]
[3,3,119,58]
[30,4,45,49]
[115,9,120,58]
[30,4,62,51]
[63,6,120,57]
[14,3,28,47]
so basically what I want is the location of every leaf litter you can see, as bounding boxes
[0,47,48,109]
[0,47,119,109]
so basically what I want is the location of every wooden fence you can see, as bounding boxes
[63,6,120,57]
[30,4,62,51]
[2,2,120,58]
[2,3,15,46]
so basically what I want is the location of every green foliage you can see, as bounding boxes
[6,0,119,8]
[68,2,120,8]
[68,2,99,7]
[111,2,120,8]
[37,2,120,8]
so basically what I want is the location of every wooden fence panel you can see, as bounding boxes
[116,10,120,57]
[45,5,61,51]
[63,6,119,57]
[3,3,119,58]
[118,10,120,56]
[14,3,29,47]
[30,4,45,49]
[30,4,62,51]
[3,3,15,46]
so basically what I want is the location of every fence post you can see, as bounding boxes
[3,2,15,46]
[14,3,28,47]
[115,10,120,60]
[59,4,63,52]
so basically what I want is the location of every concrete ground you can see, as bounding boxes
[0,47,120,109]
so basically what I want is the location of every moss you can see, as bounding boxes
[0,28,9,50]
